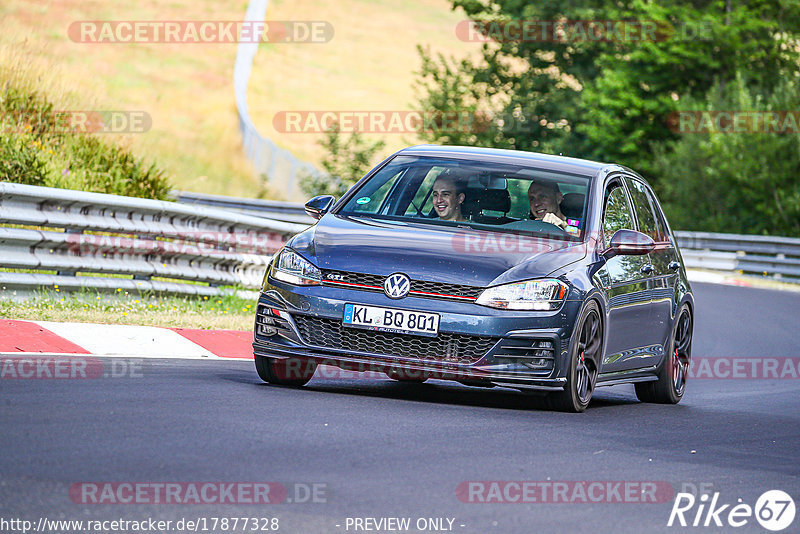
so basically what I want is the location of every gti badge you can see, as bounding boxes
[384,273,411,299]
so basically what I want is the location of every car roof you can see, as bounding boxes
[397,144,618,177]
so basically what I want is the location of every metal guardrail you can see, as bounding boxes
[175,191,800,284]
[0,183,307,296]
[4,184,798,297]
[173,190,315,225]
[176,192,800,283]
[674,231,800,283]
[234,0,319,199]
[175,192,800,284]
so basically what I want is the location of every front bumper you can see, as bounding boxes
[252,278,583,391]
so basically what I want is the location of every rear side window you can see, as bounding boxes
[603,183,635,245]
[625,177,668,241]
[644,184,671,242]
[624,177,659,240]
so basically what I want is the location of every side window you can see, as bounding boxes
[603,183,635,245]
[624,177,660,240]
[350,169,403,214]
[403,166,445,216]
[643,184,670,242]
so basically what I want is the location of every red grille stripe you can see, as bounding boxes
[409,290,475,301]
[323,280,477,301]
[324,280,382,290]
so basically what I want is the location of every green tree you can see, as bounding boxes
[417,1,800,179]
[300,125,385,198]
[653,74,800,237]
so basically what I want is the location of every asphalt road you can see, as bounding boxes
[1,282,799,534]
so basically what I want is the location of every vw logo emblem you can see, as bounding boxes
[384,273,411,299]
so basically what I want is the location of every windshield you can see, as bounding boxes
[338,155,591,241]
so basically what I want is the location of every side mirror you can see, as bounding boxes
[603,229,655,259]
[304,195,335,220]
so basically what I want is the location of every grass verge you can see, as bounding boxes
[0,289,256,330]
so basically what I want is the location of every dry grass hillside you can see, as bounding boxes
[0,0,478,200]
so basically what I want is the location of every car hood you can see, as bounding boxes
[287,214,587,287]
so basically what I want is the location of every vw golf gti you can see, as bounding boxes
[253,145,694,412]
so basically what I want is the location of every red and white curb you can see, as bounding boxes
[0,320,254,360]
[0,270,785,359]
[686,269,753,287]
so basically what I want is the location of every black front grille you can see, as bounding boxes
[323,271,385,287]
[411,279,482,299]
[293,315,498,365]
[322,270,483,300]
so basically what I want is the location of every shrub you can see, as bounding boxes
[0,82,171,199]
[652,74,800,237]
[300,125,385,198]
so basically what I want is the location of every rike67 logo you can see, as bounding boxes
[668,490,796,531]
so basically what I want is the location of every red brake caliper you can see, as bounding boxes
[580,350,585,362]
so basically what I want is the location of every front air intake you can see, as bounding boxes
[493,339,557,370]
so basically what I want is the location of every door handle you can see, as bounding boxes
[668,261,681,271]
[640,264,654,275]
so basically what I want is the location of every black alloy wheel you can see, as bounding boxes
[635,304,692,404]
[550,300,602,413]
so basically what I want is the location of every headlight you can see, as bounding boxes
[476,279,567,310]
[270,248,322,286]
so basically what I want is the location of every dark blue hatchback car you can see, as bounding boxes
[253,145,694,412]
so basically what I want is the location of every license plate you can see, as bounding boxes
[343,303,439,337]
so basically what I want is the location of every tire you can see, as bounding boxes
[254,355,317,386]
[549,300,603,413]
[635,304,692,404]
